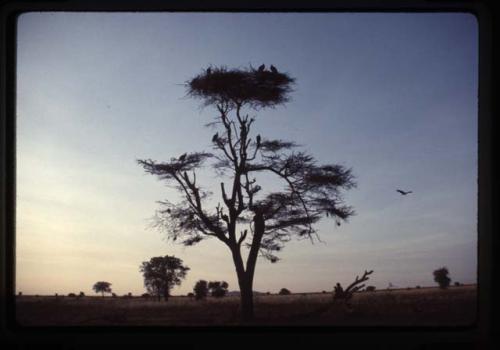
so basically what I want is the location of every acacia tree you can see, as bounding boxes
[92,281,112,297]
[138,65,356,321]
[140,255,190,301]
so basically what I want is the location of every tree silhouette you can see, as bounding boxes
[433,267,451,289]
[140,255,189,301]
[193,280,209,301]
[278,288,291,295]
[92,281,112,297]
[208,281,229,298]
[138,65,356,321]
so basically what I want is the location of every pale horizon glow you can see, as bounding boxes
[16,12,477,296]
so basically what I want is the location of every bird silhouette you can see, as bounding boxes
[396,189,412,195]
[256,134,261,148]
[212,132,219,143]
[270,65,278,73]
[179,153,187,161]
[258,64,265,72]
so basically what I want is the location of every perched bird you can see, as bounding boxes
[258,64,265,72]
[179,153,187,161]
[270,65,278,73]
[256,134,261,148]
[212,132,219,143]
[396,189,413,195]
[221,214,229,222]
[206,67,211,75]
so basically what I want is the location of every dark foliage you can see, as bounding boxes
[193,280,209,300]
[78,291,85,297]
[278,288,291,295]
[208,281,229,298]
[140,255,189,301]
[67,293,76,297]
[365,286,376,292]
[454,282,460,287]
[141,293,151,298]
[92,281,112,297]
[187,66,295,109]
[433,267,451,289]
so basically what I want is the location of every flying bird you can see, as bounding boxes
[256,134,261,148]
[212,132,219,143]
[270,65,278,73]
[396,189,413,195]
[258,64,265,72]
[179,153,187,161]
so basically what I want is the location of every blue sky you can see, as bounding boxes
[16,12,477,295]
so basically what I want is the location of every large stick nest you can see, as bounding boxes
[186,66,295,109]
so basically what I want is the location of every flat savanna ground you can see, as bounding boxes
[16,285,476,326]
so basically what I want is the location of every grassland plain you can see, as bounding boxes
[15,285,476,326]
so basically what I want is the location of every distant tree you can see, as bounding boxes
[322,290,326,294]
[454,282,460,287]
[416,285,421,289]
[278,288,291,295]
[68,293,77,297]
[112,293,117,298]
[433,267,451,289]
[193,280,209,300]
[138,65,356,322]
[128,292,132,298]
[140,255,190,301]
[78,291,85,298]
[266,291,271,295]
[365,286,376,292]
[141,293,151,298]
[187,292,195,298]
[92,281,112,297]
[208,281,229,298]
[18,292,22,296]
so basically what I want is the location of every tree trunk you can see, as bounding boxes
[231,212,265,323]
[238,276,254,323]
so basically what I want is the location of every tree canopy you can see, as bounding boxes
[140,255,190,301]
[92,281,112,297]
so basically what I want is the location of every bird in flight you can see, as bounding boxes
[396,189,413,195]
[179,153,187,162]
[258,64,265,72]
[270,65,278,73]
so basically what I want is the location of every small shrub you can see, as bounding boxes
[416,285,421,289]
[18,292,22,296]
[68,293,77,297]
[187,292,194,298]
[112,293,117,298]
[141,293,151,298]
[365,286,376,292]
[454,282,460,287]
[278,288,291,295]
[78,291,85,297]
[128,292,132,297]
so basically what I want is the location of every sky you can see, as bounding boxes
[16,12,477,296]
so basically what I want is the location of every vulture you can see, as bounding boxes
[270,65,278,73]
[179,153,187,161]
[396,189,412,195]
[212,132,219,142]
[258,64,265,72]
